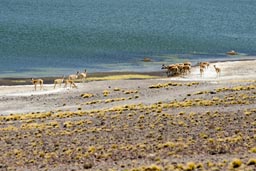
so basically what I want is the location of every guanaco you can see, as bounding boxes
[68,71,79,80]
[77,69,87,83]
[64,79,78,89]
[54,76,65,89]
[31,78,43,91]
[213,65,221,77]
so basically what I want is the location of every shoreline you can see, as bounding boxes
[0,58,255,86]
[0,71,164,86]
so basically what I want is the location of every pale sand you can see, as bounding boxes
[0,60,255,115]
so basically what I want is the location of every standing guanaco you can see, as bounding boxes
[54,76,65,89]
[213,65,221,77]
[31,78,44,91]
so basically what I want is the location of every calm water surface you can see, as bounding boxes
[0,0,256,77]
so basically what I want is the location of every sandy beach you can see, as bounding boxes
[0,60,256,170]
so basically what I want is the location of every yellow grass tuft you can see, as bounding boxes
[81,93,94,98]
[250,147,256,153]
[229,158,242,169]
[247,158,256,166]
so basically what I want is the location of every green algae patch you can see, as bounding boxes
[11,80,27,83]
[86,74,159,81]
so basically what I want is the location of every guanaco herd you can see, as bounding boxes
[31,63,222,91]
[162,61,221,78]
[31,69,87,91]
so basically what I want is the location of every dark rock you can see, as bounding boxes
[83,163,93,169]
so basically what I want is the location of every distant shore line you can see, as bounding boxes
[0,58,255,86]
[0,71,164,86]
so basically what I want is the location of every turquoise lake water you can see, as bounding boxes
[0,0,256,77]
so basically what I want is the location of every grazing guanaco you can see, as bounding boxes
[177,63,184,74]
[184,61,192,66]
[213,65,221,77]
[54,76,65,89]
[200,62,210,69]
[31,78,43,91]
[182,65,191,75]
[162,61,192,77]
[64,79,78,89]
[161,64,179,77]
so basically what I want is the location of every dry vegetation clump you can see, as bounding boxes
[0,80,255,170]
[148,81,199,89]
[80,88,140,106]
[80,93,94,98]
